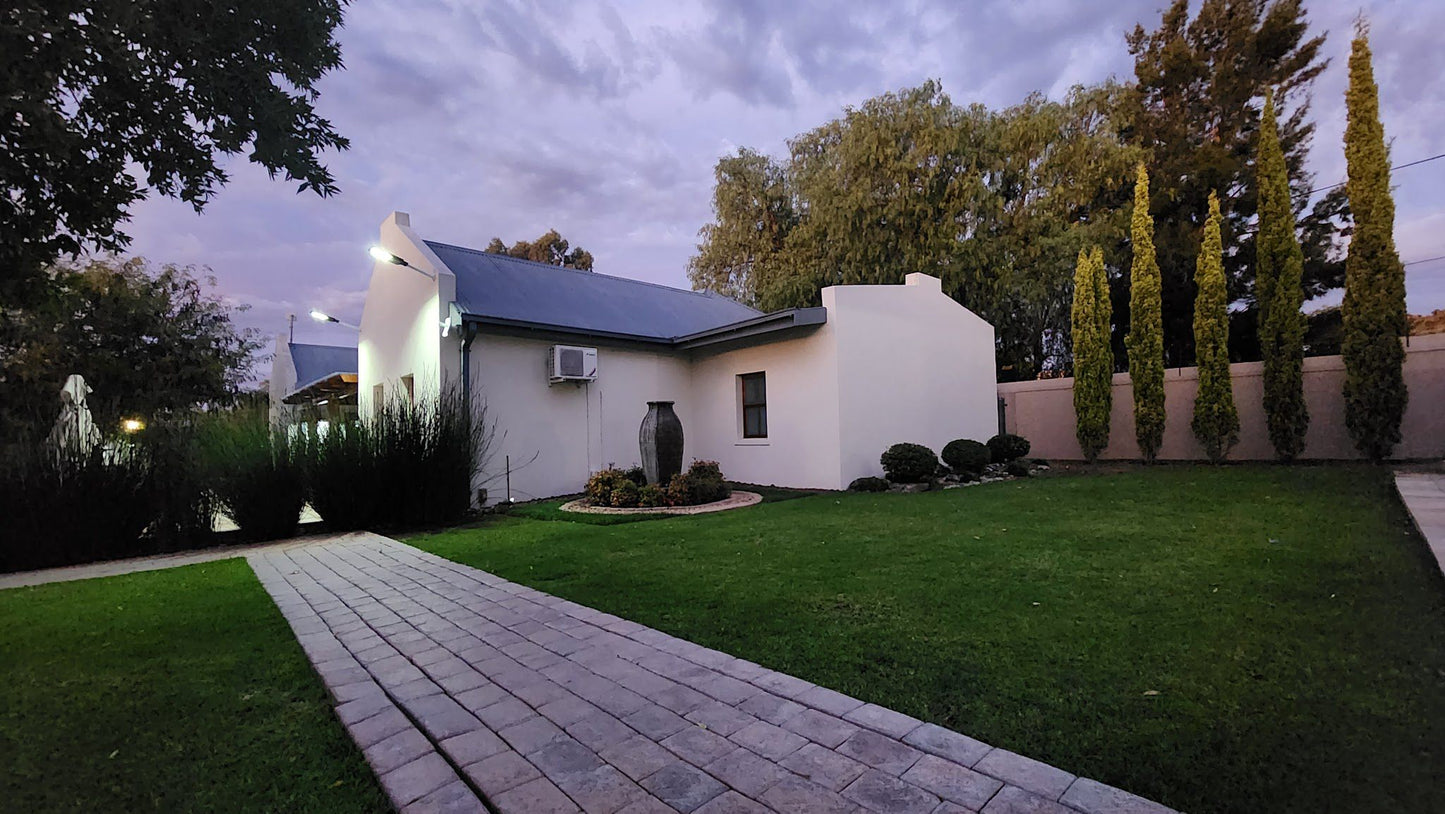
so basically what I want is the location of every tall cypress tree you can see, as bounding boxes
[1192,192,1239,462]
[1127,164,1166,461]
[1256,89,1310,460]
[1341,22,1407,461]
[1072,247,1112,462]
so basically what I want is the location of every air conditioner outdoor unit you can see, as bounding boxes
[548,345,598,383]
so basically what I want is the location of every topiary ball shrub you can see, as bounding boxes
[1005,460,1032,478]
[609,479,641,507]
[848,476,890,492]
[880,443,939,483]
[987,433,1031,463]
[942,439,990,475]
[684,460,730,503]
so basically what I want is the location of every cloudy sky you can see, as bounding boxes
[122,0,1445,355]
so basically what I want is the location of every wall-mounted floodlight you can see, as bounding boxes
[309,309,359,330]
[368,245,436,279]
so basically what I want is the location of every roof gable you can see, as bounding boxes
[428,240,761,341]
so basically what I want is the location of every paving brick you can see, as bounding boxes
[538,694,601,728]
[554,764,649,813]
[684,701,758,737]
[842,768,940,814]
[1059,778,1179,814]
[464,750,543,797]
[623,703,690,740]
[347,706,411,749]
[336,693,393,725]
[702,746,791,797]
[567,710,637,752]
[600,735,678,782]
[403,693,482,740]
[692,790,772,813]
[454,683,510,713]
[491,776,581,814]
[843,703,924,739]
[693,672,761,705]
[476,697,536,730]
[901,754,1005,810]
[759,775,858,814]
[651,682,713,715]
[439,728,507,766]
[381,753,457,808]
[730,720,808,761]
[436,669,490,695]
[974,748,1075,800]
[779,743,867,792]
[836,729,924,776]
[796,685,866,717]
[365,728,434,775]
[749,671,815,700]
[782,708,861,749]
[662,726,738,766]
[531,737,605,779]
[402,779,487,814]
[982,784,1079,814]
[499,715,568,755]
[393,677,447,702]
[639,761,728,813]
[903,723,992,768]
[737,692,805,726]
[614,797,678,814]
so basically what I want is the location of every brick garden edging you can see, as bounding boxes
[250,533,1179,813]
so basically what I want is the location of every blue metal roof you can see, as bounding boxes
[427,240,762,341]
[287,343,356,392]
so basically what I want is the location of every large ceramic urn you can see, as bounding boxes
[639,401,684,485]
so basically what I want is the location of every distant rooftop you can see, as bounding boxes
[427,240,762,342]
[287,342,357,394]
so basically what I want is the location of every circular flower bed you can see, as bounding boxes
[583,460,731,509]
[560,490,762,515]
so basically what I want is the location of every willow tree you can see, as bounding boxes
[1341,23,1407,461]
[1191,193,1239,462]
[1072,247,1113,461]
[1256,90,1310,460]
[1127,164,1166,461]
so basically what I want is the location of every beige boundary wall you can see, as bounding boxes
[997,332,1445,461]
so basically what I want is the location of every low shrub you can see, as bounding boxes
[987,433,1032,463]
[200,409,305,542]
[623,466,647,486]
[682,460,729,504]
[610,479,641,507]
[848,476,890,492]
[586,468,633,506]
[638,484,666,508]
[942,439,990,475]
[1006,460,1032,477]
[881,443,938,483]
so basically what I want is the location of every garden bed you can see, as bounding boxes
[560,490,762,515]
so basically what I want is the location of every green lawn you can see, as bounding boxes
[409,466,1445,814]
[0,559,388,813]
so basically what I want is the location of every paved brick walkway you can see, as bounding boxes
[249,533,1177,814]
[1397,472,1445,578]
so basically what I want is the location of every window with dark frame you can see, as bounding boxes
[740,372,767,439]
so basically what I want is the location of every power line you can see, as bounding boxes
[1405,254,1445,267]
[1302,152,1445,196]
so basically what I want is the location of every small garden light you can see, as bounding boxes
[121,418,145,433]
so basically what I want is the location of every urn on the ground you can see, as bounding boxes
[639,401,684,485]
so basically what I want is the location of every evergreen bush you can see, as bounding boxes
[1071,246,1113,461]
[1127,164,1166,461]
[1190,192,1240,463]
[881,442,939,483]
[848,476,891,492]
[941,439,990,474]
[986,433,1031,463]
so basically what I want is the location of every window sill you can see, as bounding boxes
[735,440,770,447]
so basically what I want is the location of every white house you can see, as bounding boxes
[268,335,358,428]
[358,211,997,502]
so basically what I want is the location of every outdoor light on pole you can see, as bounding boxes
[369,245,436,279]
[309,309,360,330]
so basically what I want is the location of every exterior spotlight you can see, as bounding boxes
[121,418,145,433]
[309,308,359,330]
[367,245,436,279]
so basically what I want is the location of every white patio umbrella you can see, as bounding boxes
[46,374,102,456]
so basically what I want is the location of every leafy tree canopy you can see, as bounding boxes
[0,0,350,294]
[1126,0,1342,365]
[485,230,594,270]
[0,258,264,440]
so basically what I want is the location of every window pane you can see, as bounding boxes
[742,373,766,404]
[744,405,767,438]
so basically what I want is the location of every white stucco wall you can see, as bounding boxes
[358,212,459,416]
[469,335,692,502]
[830,273,998,484]
[268,334,297,426]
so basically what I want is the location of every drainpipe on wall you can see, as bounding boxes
[461,321,478,407]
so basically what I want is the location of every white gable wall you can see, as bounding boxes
[830,273,998,484]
